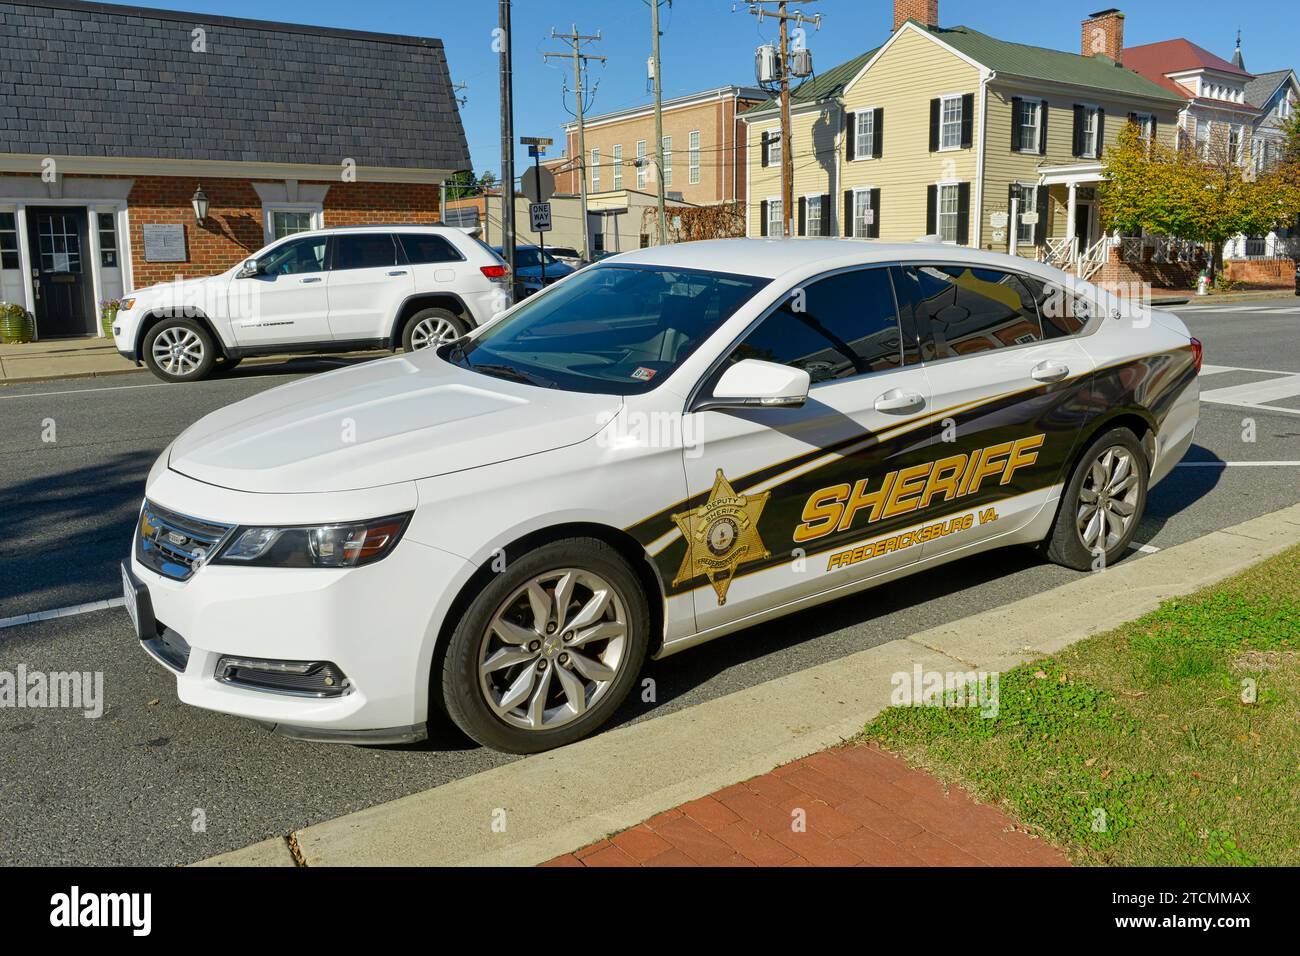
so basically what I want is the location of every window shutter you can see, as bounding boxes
[926,185,937,236]
[760,200,769,237]
[956,182,971,245]
[798,196,807,236]
[761,132,770,168]
[1149,115,1157,148]
[873,108,884,158]
[846,112,856,161]
[843,190,853,237]
[929,98,941,152]
[1039,103,1049,155]
[1034,185,1049,245]
[1096,108,1105,155]
[868,188,881,239]
[960,93,974,148]
[820,194,832,235]
[1127,111,1137,126]
[1072,105,1085,157]
[1011,97,1023,150]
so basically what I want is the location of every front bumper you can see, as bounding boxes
[126,500,474,741]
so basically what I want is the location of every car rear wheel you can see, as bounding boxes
[402,308,467,352]
[142,318,217,382]
[1044,427,1149,571]
[439,538,650,753]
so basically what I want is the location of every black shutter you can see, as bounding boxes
[873,108,884,158]
[868,188,881,239]
[926,185,937,236]
[956,182,971,245]
[761,132,770,168]
[846,112,856,161]
[929,98,941,152]
[820,194,832,235]
[1011,96,1023,151]
[1034,185,1049,245]
[960,93,974,148]
[1127,111,1137,126]
[760,200,768,236]
[1073,104,1084,156]
[1039,103,1049,155]
[798,196,807,236]
[1149,115,1157,151]
[843,190,853,237]
[1096,108,1106,156]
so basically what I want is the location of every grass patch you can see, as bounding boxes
[864,545,1300,866]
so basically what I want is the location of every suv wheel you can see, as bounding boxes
[403,308,467,351]
[142,318,217,383]
[1044,426,1149,571]
[439,538,650,753]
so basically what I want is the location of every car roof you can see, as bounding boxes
[601,238,1072,283]
[285,224,462,238]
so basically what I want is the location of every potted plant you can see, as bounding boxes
[0,301,35,344]
[101,298,121,337]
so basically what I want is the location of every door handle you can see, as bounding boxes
[300,276,322,283]
[1031,361,1069,383]
[387,270,409,277]
[874,388,926,413]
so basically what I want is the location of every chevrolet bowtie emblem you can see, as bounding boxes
[671,470,771,605]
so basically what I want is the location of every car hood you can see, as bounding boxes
[129,272,226,304]
[168,353,622,493]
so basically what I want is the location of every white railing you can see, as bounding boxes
[1120,237,1144,263]
[1044,237,1075,268]
[1077,236,1109,281]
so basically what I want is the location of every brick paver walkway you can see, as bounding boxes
[543,743,1070,867]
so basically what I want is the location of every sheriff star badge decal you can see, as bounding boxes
[671,470,771,605]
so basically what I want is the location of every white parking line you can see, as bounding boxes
[1175,461,1300,467]
[0,597,125,630]
[0,381,169,401]
[1127,541,1161,554]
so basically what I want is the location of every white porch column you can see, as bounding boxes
[1009,196,1019,258]
[13,204,36,327]
[1065,182,1078,264]
[86,209,105,337]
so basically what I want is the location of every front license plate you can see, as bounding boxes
[122,562,144,640]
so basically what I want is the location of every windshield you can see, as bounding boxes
[445,264,770,395]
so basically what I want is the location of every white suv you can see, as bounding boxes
[112,225,511,382]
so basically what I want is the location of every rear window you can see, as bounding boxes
[899,264,1043,359]
[398,233,464,265]
[332,233,398,270]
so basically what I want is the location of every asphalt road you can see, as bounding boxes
[2,298,1298,866]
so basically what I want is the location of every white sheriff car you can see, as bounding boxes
[122,239,1200,753]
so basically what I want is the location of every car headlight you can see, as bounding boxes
[118,297,136,312]
[213,513,412,569]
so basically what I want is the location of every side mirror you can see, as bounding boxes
[237,258,260,278]
[694,359,810,413]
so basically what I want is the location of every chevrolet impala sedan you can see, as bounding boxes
[122,239,1200,753]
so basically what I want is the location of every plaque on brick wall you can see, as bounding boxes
[142,224,187,262]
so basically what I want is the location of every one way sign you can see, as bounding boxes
[529,202,552,233]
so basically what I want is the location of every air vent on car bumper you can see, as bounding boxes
[136,501,235,581]
[216,657,352,698]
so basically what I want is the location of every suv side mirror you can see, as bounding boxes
[693,359,810,413]
[237,258,260,278]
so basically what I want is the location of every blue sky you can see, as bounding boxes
[129,0,1294,179]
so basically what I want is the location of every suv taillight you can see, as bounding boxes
[1189,337,1203,374]
[481,265,509,279]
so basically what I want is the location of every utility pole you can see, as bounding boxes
[650,0,668,245]
[748,1,819,238]
[498,0,516,281]
[544,26,605,262]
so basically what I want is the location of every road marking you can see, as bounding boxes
[1201,373,1300,407]
[0,381,169,401]
[0,597,125,630]
[1200,364,1296,377]
[1175,460,1300,467]
[1127,541,1161,554]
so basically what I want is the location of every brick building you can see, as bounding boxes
[0,0,468,339]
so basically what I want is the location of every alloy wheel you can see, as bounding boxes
[477,568,628,731]
[409,316,460,350]
[1076,444,1140,553]
[151,327,205,377]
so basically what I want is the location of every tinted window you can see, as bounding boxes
[258,235,327,275]
[332,233,398,270]
[451,264,770,395]
[728,268,903,383]
[399,233,463,264]
[901,265,1042,359]
[1032,277,1093,338]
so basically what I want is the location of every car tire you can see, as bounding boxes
[1044,426,1149,571]
[439,537,650,754]
[141,317,218,383]
[402,308,467,352]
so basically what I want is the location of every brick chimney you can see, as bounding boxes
[1082,8,1124,64]
[894,0,938,32]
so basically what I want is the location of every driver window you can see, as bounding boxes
[258,236,327,276]
[727,268,905,383]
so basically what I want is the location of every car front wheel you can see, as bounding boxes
[439,538,650,753]
[1044,426,1149,571]
[142,318,217,382]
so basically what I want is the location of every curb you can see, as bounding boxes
[193,501,1300,867]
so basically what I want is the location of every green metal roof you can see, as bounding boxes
[920,23,1186,104]
[742,47,878,115]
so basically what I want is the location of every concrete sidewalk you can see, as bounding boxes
[195,500,1300,868]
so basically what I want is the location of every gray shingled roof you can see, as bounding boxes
[1244,69,1294,110]
[0,0,470,171]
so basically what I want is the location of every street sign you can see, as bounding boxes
[528,145,546,157]
[521,166,555,203]
[530,202,552,233]
[1020,211,1040,226]
[520,136,554,146]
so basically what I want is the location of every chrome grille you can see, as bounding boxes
[135,500,235,581]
